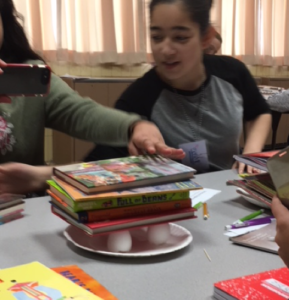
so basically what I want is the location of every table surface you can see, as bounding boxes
[0,169,284,300]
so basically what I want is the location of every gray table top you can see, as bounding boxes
[0,169,284,300]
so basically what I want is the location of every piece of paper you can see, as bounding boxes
[224,224,269,237]
[190,188,221,207]
[179,140,209,172]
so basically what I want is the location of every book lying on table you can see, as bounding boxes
[53,155,196,194]
[0,261,103,299]
[229,221,278,254]
[47,176,202,212]
[0,193,24,210]
[0,201,25,217]
[52,205,196,235]
[52,264,118,300]
[227,179,272,208]
[49,189,192,223]
[214,267,289,300]
[0,210,24,225]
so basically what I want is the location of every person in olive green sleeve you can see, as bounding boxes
[0,0,185,195]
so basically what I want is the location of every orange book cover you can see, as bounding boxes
[52,265,118,300]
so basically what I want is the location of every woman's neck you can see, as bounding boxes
[159,63,206,91]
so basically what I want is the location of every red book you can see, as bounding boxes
[52,205,196,235]
[214,267,289,300]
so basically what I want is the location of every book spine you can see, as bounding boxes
[77,199,192,223]
[74,191,190,212]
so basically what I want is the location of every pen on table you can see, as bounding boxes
[225,216,275,230]
[193,201,203,210]
[203,202,209,220]
[233,209,265,225]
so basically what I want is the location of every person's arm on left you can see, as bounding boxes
[0,163,52,194]
[45,74,184,160]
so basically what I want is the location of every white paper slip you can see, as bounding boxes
[224,224,269,237]
[190,188,221,207]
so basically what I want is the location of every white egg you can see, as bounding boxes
[107,231,132,252]
[147,223,171,245]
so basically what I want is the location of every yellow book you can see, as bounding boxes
[0,261,103,300]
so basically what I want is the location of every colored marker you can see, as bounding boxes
[225,216,275,230]
[193,202,203,210]
[233,209,265,224]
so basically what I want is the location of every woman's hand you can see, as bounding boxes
[0,163,52,194]
[271,196,289,267]
[128,121,185,160]
[232,161,261,174]
[0,59,7,74]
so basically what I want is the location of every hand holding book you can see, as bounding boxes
[271,195,289,268]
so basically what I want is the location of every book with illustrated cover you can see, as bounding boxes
[229,221,278,254]
[52,265,117,300]
[49,189,192,223]
[47,176,201,212]
[53,155,196,194]
[52,205,196,235]
[0,261,103,299]
[214,267,289,300]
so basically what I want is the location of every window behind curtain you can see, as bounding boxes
[12,0,289,67]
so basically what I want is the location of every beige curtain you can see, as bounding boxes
[211,0,289,66]
[14,0,147,66]
[13,0,289,67]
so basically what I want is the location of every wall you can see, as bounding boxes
[50,62,289,79]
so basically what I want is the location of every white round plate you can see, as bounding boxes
[64,223,193,257]
[236,188,271,209]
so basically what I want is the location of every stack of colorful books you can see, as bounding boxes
[48,155,201,235]
[0,194,25,224]
[229,147,289,208]
[227,173,274,208]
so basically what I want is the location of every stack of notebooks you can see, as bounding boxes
[0,194,25,224]
[48,155,201,235]
[227,150,281,208]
